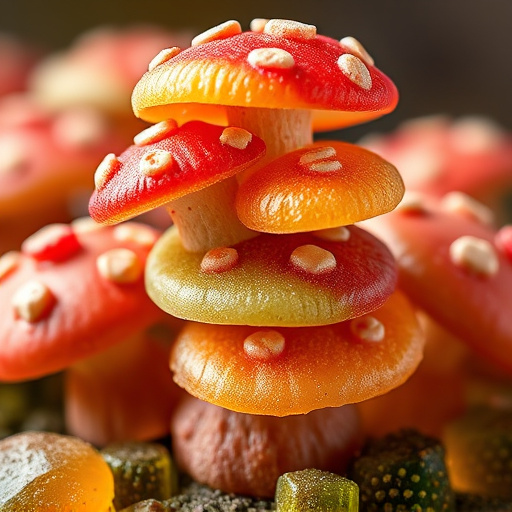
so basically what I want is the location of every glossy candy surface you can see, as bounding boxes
[236,141,404,233]
[132,20,398,131]
[0,431,114,511]
[147,225,397,327]
[275,469,359,512]
[170,290,423,415]
[89,120,265,225]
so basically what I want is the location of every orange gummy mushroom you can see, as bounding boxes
[236,141,404,233]
[170,395,362,498]
[132,18,398,163]
[0,431,114,511]
[146,225,397,327]
[0,219,181,445]
[170,290,423,416]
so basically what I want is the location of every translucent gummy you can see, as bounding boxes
[276,468,359,512]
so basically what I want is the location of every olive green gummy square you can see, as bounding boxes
[276,469,359,512]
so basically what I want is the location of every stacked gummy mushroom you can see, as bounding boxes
[89,19,425,498]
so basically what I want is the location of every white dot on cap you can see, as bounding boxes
[97,248,143,283]
[0,135,29,176]
[299,147,337,165]
[247,48,295,69]
[314,226,351,242]
[244,330,285,360]
[113,223,158,247]
[94,153,120,190]
[12,280,55,322]
[339,36,374,66]
[290,244,336,274]
[337,54,372,90]
[219,127,253,149]
[148,47,182,72]
[0,251,21,281]
[263,19,317,39]
[139,149,173,177]
[200,247,239,273]
[134,119,179,146]
[250,18,269,32]
[449,235,499,277]
[440,191,494,226]
[192,20,241,46]
[351,315,385,342]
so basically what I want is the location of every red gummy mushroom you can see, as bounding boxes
[0,219,182,445]
[89,120,266,252]
[0,93,129,255]
[364,192,512,373]
[360,115,512,222]
[132,18,398,163]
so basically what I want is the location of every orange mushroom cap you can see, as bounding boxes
[170,290,423,416]
[364,193,512,373]
[0,220,164,380]
[132,19,398,131]
[236,141,404,233]
[88,120,265,225]
[146,225,397,327]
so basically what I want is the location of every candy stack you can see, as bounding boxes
[88,18,425,498]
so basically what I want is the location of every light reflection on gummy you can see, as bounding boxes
[276,469,359,512]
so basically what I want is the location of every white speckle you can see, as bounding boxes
[247,48,295,69]
[192,20,241,46]
[351,315,385,342]
[250,18,269,33]
[219,127,253,149]
[148,47,182,72]
[314,226,351,242]
[441,191,494,226]
[134,119,178,146]
[449,235,499,277]
[290,244,336,274]
[200,247,239,273]
[94,153,119,190]
[337,54,372,90]
[113,223,158,247]
[244,330,285,359]
[139,149,173,177]
[0,251,21,281]
[263,19,317,39]
[97,248,143,283]
[339,36,374,66]
[12,280,55,322]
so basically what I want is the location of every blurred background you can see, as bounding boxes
[2,0,512,140]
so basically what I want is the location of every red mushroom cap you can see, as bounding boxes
[88,120,266,225]
[146,225,397,327]
[364,193,512,372]
[132,19,398,131]
[0,220,163,380]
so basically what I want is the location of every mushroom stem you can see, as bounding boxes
[226,107,313,172]
[166,177,257,253]
[65,328,181,446]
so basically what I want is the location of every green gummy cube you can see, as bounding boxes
[276,468,359,512]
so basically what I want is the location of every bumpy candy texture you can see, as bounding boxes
[101,441,178,510]
[275,469,359,512]
[132,25,398,130]
[146,226,397,327]
[171,291,423,415]
[236,141,404,233]
[444,408,512,499]
[0,431,114,511]
[349,429,455,512]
